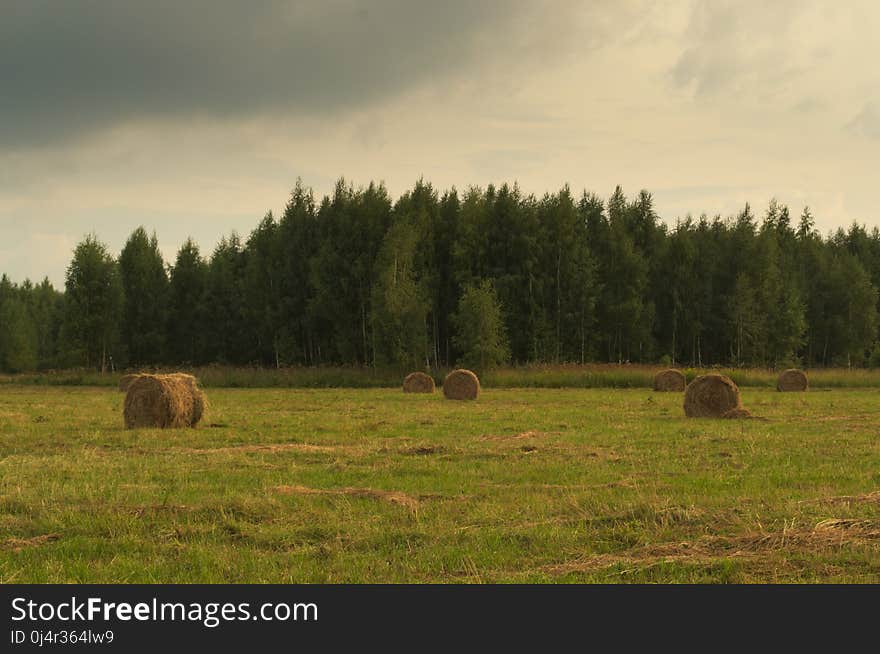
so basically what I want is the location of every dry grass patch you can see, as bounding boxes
[2,533,61,553]
[479,430,557,442]
[544,521,880,576]
[722,408,761,420]
[802,490,880,506]
[177,443,337,455]
[400,445,447,456]
[273,484,421,509]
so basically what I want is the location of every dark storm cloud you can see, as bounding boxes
[0,1,535,147]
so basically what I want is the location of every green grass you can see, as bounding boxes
[1,385,878,583]
[7,364,880,389]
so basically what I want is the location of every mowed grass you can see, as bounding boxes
[1,385,878,583]
[11,364,880,390]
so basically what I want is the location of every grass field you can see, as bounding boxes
[9,363,880,390]
[1,384,878,583]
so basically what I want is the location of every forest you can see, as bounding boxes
[1,178,879,373]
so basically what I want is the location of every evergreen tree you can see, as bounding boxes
[659,220,698,365]
[203,234,248,364]
[730,272,762,365]
[591,189,649,363]
[167,238,207,364]
[4,179,879,371]
[62,234,123,371]
[0,292,38,372]
[393,179,446,368]
[308,180,392,365]
[243,213,283,367]
[278,180,318,364]
[539,187,597,362]
[29,278,63,369]
[119,227,168,365]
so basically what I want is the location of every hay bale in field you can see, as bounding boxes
[403,371,435,394]
[123,373,204,429]
[166,372,208,426]
[443,369,480,400]
[683,374,742,418]
[653,368,686,392]
[118,373,143,393]
[777,368,808,392]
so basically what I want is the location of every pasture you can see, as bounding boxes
[1,384,878,583]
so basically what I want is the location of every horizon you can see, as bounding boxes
[2,178,875,289]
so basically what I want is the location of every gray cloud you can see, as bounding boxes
[3,1,879,287]
[1,1,556,147]
[670,0,822,99]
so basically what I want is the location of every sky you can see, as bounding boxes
[2,0,879,286]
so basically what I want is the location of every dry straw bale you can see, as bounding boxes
[123,373,206,429]
[683,374,742,418]
[118,373,143,393]
[777,368,808,392]
[167,372,207,426]
[403,371,435,394]
[443,369,480,400]
[653,368,686,392]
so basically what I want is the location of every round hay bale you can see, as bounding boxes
[683,374,742,418]
[123,374,197,429]
[166,372,207,426]
[403,372,435,394]
[653,368,686,392]
[777,368,808,392]
[443,369,480,400]
[118,373,143,393]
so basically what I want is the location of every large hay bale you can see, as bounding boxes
[118,373,143,393]
[653,368,686,392]
[683,374,742,418]
[777,368,808,392]
[123,373,203,429]
[166,372,207,426]
[403,372,435,394]
[443,369,480,400]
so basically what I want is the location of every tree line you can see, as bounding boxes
[1,178,879,373]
